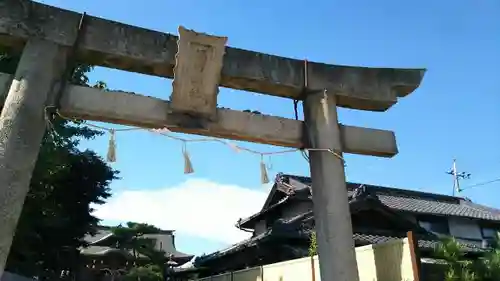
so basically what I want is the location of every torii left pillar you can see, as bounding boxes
[0,39,67,278]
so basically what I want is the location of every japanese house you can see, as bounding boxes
[191,173,500,277]
[79,226,193,281]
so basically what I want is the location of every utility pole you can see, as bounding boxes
[446,159,471,196]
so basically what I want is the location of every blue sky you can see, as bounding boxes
[36,0,500,257]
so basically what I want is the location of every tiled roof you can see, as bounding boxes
[80,246,129,256]
[281,209,483,253]
[375,193,500,220]
[81,227,193,259]
[195,227,484,266]
[84,228,112,244]
[285,174,500,222]
[239,174,500,230]
[352,233,484,253]
[194,231,272,265]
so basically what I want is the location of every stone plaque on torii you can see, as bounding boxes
[0,1,425,281]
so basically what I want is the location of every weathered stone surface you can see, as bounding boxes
[303,90,359,281]
[0,0,425,111]
[171,26,227,119]
[0,72,398,157]
[0,39,67,278]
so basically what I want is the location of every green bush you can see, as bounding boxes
[434,234,500,281]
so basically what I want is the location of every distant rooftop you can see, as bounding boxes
[239,173,500,229]
[81,225,193,262]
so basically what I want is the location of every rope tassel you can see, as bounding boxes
[260,155,269,184]
[183,142,194,174]
[106,129,116,163]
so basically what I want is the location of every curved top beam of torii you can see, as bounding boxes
[0,0,425,112]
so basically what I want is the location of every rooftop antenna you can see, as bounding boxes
[446,159,471,196]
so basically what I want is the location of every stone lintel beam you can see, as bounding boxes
[0,0,426,112]
[0,72,398,157]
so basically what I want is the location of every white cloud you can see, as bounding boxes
[92,179,271,244]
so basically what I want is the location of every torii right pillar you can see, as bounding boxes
[303,70,425,281]
[303,89,358,281]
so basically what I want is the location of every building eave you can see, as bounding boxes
[237,195,291,229]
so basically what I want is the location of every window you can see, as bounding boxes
[481,227,498,239]
[418,217,449,235]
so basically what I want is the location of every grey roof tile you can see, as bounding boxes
[284,174,500,222]
[81,227,192,258]
[352,233,484,253]
[374,192,500,221]
[84,229,112,244]
[80,246,129,256]
[195,229,484,266]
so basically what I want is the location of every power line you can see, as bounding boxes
[461,178,500,191]
[444,159,500,193]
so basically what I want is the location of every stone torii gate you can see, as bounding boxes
[0,1,425,281]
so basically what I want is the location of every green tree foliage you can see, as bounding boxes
[111,222,165,260]
[0,48,118,280]
[123,265,163,281]
[308,228,500,281]
[111,222,169,281]
[434,234,500,281]
[309,231,317,257]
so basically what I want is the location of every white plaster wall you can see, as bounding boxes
[196,238,415,281]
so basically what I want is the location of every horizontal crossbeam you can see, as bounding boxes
[0,0,425,111]
[0,73,398,157]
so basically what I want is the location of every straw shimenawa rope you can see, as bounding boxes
[47,108,345,183]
